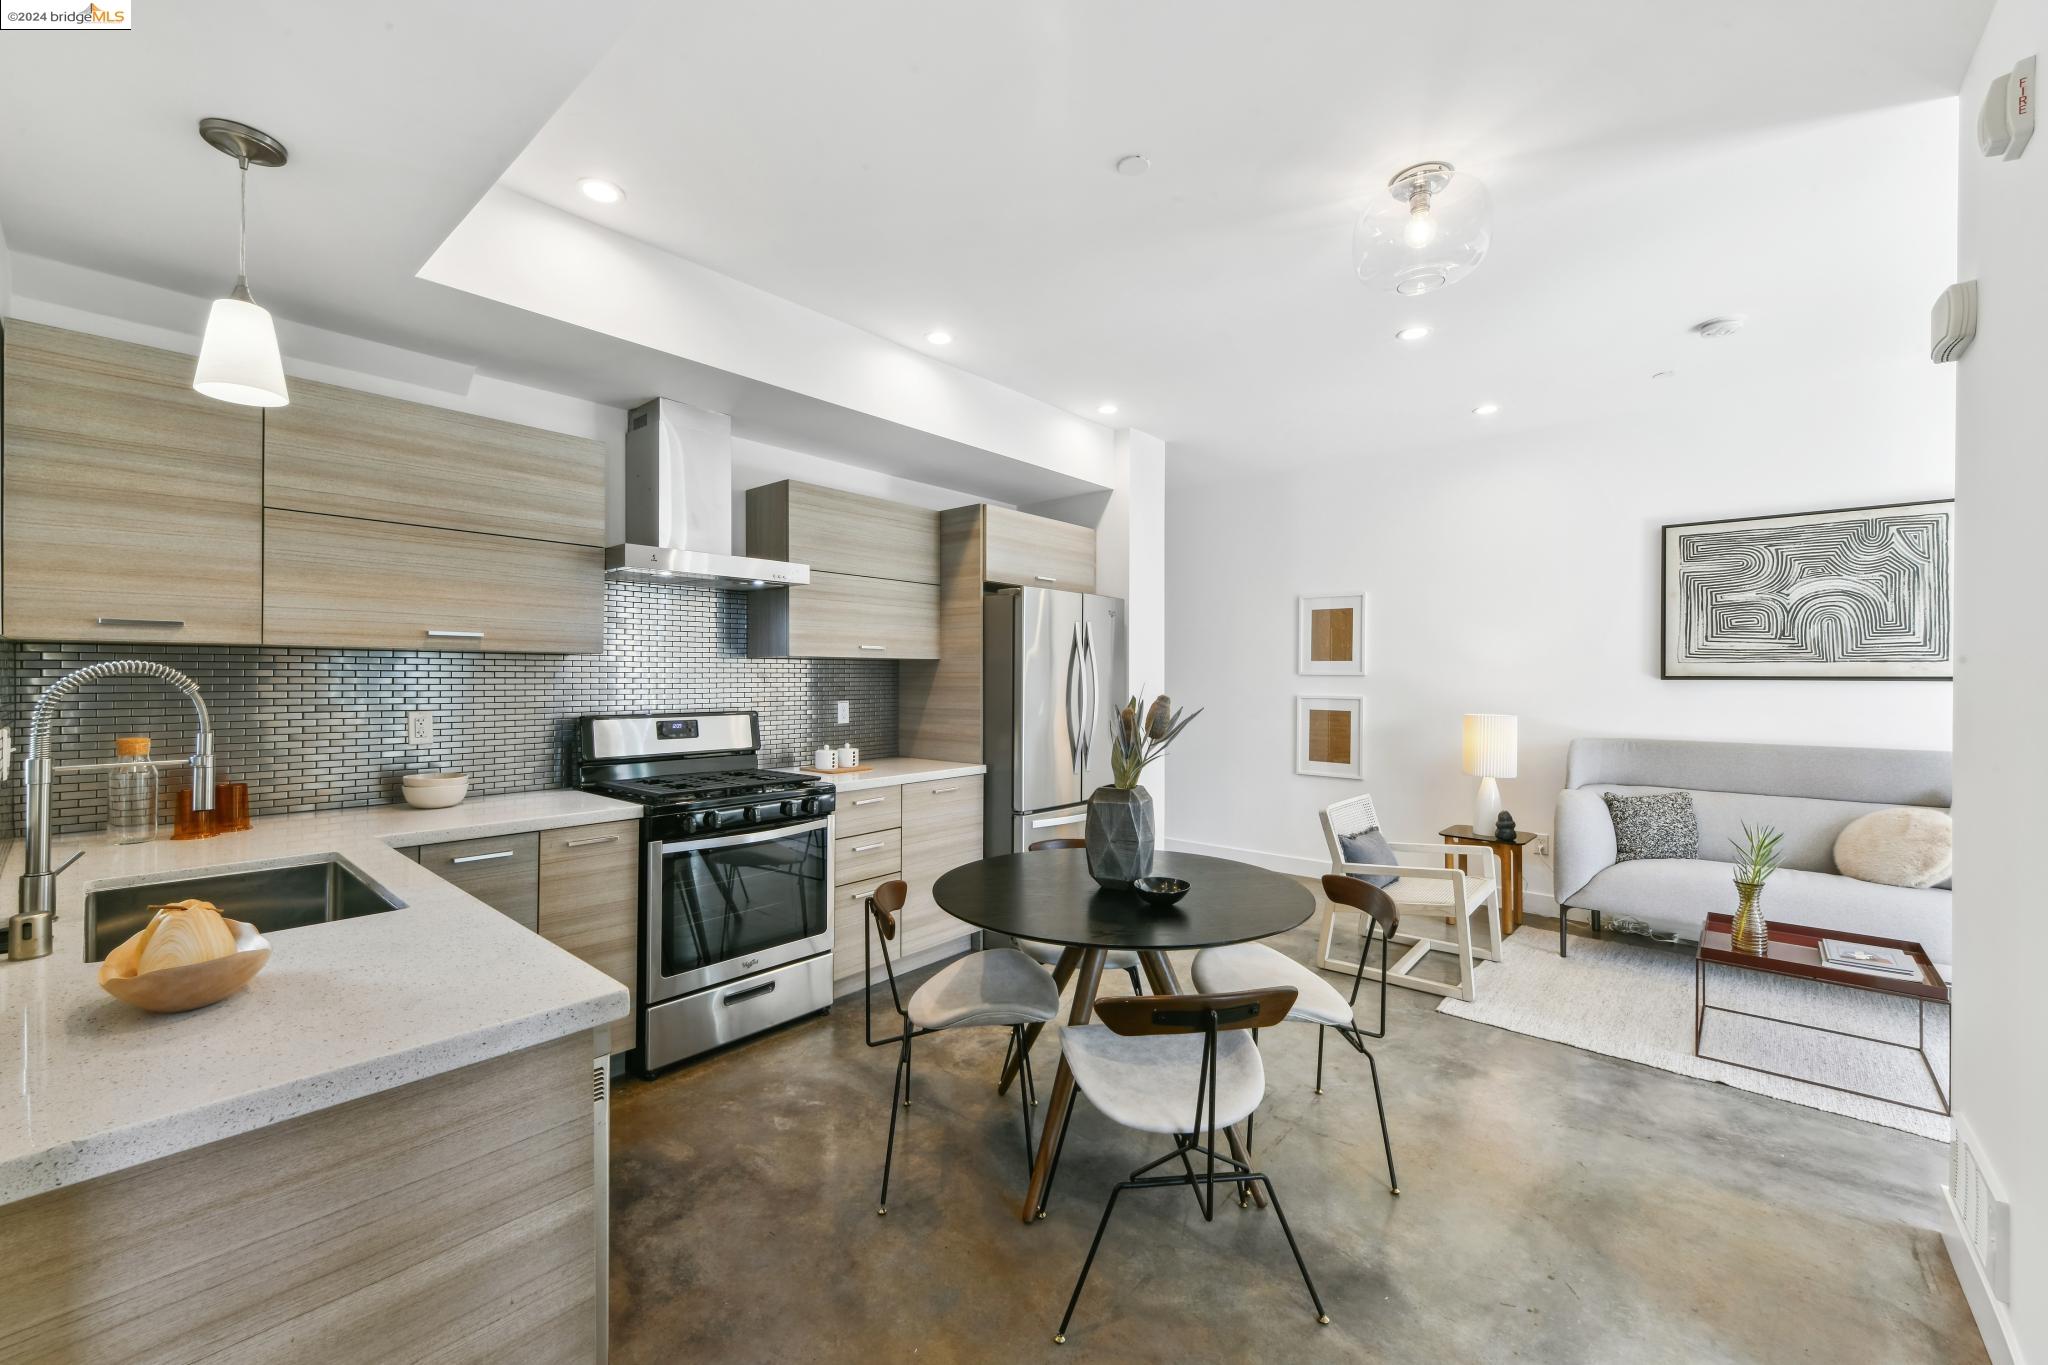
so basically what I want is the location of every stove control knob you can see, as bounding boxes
[804,793,837,817]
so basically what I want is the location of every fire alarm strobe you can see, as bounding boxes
[1979,54,2036,160]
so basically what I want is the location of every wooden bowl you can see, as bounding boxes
[98,917,270,1014]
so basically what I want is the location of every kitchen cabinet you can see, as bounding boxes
[831,874,898,987]
[417,832,540,930]
[265,378,607,547]
[750,571,939,660]
[982,505,1097,593]
[263,509,604,654]
[900,777,983,955]
[835,826,903,886]
[745,480,939,584]
[1,320,264,644]
[537,820,641,1055]
[833,785,902,839]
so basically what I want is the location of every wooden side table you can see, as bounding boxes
[1438,824,1536,936]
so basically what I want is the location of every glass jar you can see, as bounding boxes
[108,736,159,845]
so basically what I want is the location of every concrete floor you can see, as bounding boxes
[607,915,1986,1364]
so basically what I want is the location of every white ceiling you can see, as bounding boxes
[499,0,1987,477]
[1,0,1989,485]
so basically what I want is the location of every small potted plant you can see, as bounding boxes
[1729,822,1784,955]
[1086,692,1201,890]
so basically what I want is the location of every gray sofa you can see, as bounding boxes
[1553,738,1953,964]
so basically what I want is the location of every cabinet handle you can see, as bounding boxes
[858,644,886,651]
[1035,575,1057,583]
[851,841,886,853]
[450,849,515,864]
[851,797,885,807]
[96,617,184,629]
[929,786,960,794]
[564,834,620,847]
[426,630,485,639]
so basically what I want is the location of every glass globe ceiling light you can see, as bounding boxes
[1353,161,1491,296]
[193,117,290,407]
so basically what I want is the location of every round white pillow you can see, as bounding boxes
[1833,807,1953,888]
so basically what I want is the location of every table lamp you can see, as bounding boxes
[1461,713,1518,834]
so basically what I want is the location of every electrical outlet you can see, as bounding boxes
[836,700,850,724]
[1532,834,1551,860]
[405,711,435,747]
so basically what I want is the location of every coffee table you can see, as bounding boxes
[1694,914,1950,1116]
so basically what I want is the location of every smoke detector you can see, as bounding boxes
[1114,154,1151,177]
[1692,316,1747,339]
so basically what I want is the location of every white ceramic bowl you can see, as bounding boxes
[401,772,468,808]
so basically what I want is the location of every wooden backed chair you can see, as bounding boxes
[1013,837,1144,993]
[1041,986,1328,1343]
[1193,876,1402,1195]
[1317,793,1501,1003]
[863,880,1060,1215]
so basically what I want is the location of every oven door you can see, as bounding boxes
[644,819,834,1003]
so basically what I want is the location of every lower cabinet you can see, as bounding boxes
[831,777,984,992]
[536,820,641,1056]
[406,819,641,1056]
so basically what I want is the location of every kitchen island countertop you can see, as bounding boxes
[0,789,639,1205]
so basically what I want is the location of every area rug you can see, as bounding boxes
[1437,932,1950,1140]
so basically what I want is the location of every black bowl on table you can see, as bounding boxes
[1130,875,1191,909]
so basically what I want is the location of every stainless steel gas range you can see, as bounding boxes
[570,711,837,1074]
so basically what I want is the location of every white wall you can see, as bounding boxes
[1162,110,1956,894]
[1951,1,2046,1357]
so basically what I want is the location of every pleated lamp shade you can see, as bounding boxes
[1461,713,1518,779]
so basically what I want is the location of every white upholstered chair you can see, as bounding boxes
[1317,794,1501,1003]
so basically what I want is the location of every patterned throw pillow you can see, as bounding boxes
[1601,791,1699,861]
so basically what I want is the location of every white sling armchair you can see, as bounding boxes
[1317,794,1502,1003]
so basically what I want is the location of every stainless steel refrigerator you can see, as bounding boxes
[983,587,1128,856]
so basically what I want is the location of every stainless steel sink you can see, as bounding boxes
[84,859,405,962]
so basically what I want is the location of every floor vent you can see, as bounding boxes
[1947,1130,2011,1303]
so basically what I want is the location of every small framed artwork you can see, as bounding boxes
[1298,594,1366,675]
[1296,695,1364,779]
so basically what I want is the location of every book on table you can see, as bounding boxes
[1818,938,1917,978]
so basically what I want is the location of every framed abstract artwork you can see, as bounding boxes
[1296,695,1364,779]
[1661,500,1954,680]
[1297,594,1366,675]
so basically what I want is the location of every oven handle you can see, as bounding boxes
[722,980,778,1007]
[657,817,832,855]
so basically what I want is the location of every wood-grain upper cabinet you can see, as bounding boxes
[745,480,939,584]
[900,777,983,954]
[264,509,604,654]
[749,571,939,659]
[265,379,607,547]
[982,505,1097,593]
[537,820,641,1055]
[1,320,263,643]
[418,832,540,931]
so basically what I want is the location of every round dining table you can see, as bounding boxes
[932,848,1316,1223]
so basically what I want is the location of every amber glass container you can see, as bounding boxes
[171,786,217,841]
[216,781,252,832]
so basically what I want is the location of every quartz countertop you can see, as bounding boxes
[824,757,987,793]
[0,790,640,1205]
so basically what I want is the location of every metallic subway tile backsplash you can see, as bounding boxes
[2,580,897,835]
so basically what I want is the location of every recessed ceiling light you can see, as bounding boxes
[925,329,953,346]
[1651,370,1677,379]
[1394,325,1431,342]
[1097,402,1119,416]
[1114,154,1151,177]
[578,177,625,205]
[1692,315,1746,338]
[1472,402,1500,416]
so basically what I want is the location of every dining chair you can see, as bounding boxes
[1016,838,1144,992]
[1190,874,1400,1195]
[863,880,1061,1215]
[1039,987,1329,1344]
[1316,793,1500,1002]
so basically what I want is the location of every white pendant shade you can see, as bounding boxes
[1461,713,1518,779]
[193,295,289,407]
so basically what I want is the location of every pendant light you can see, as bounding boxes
[1352,161,1491,296]
[193,117,290,407]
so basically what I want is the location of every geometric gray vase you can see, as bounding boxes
[1085,784,1155,891]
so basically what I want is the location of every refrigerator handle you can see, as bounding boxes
[1065,621,1084,774]
[1081,620,1098,778]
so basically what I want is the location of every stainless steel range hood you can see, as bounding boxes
[604,398,810,589]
